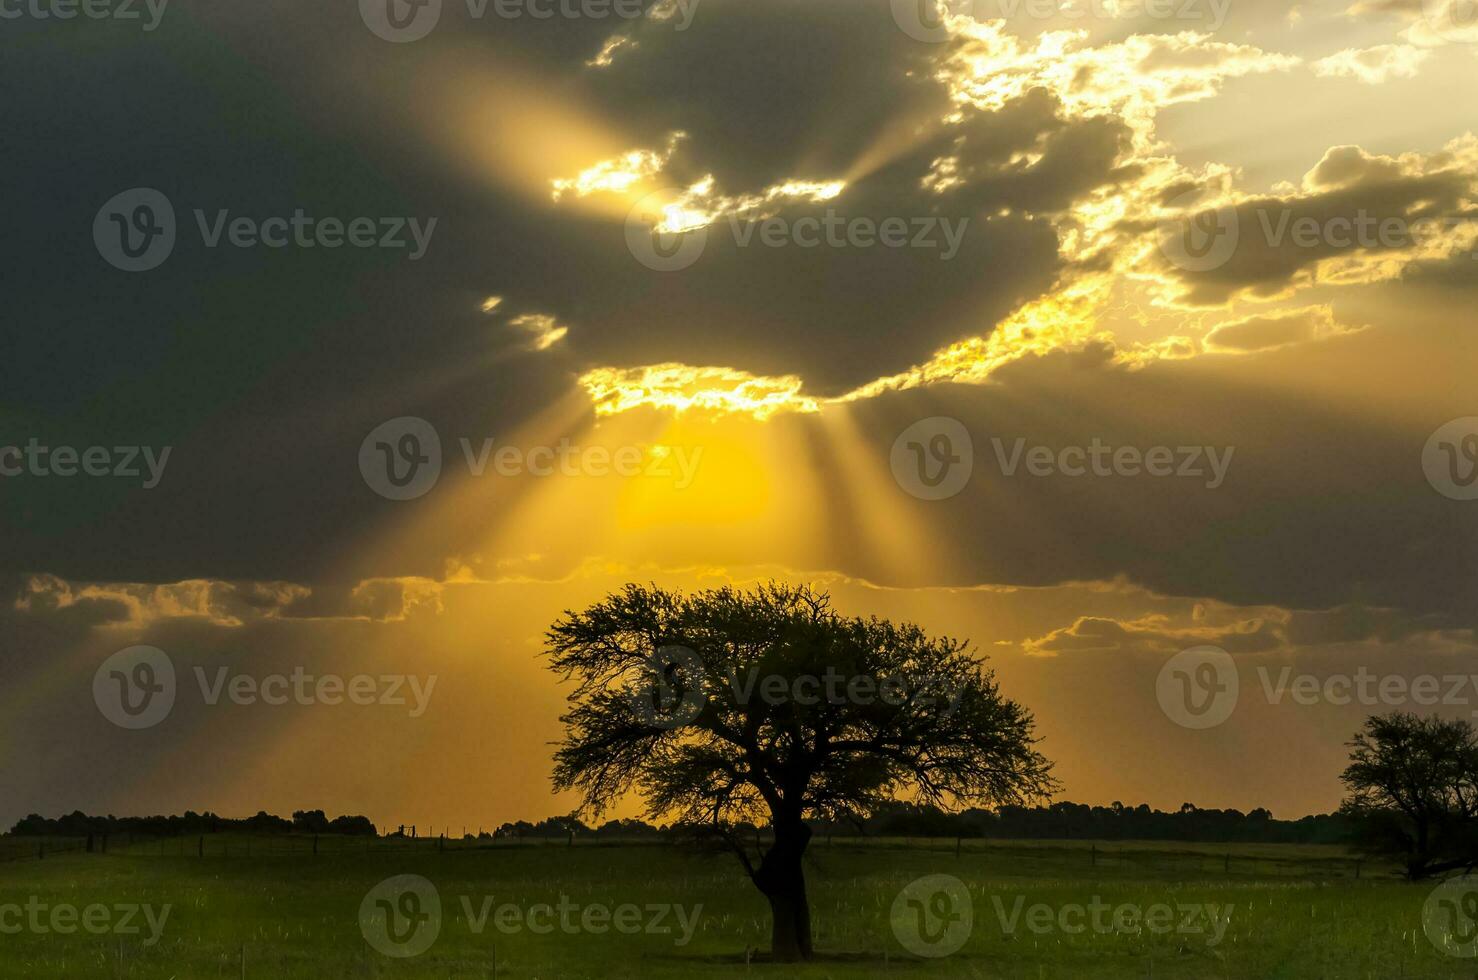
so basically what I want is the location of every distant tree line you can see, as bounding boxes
[9,801,1355,846]
[846,801,1351,844]
[8,809,376,837]
[2,801,1367,851]
[489,802,1351,844]
[493,816,668,839]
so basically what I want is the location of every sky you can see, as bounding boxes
[2,0,1476,833]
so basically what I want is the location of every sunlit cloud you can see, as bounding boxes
[1023,611,1284,657]
[1150,137,1478,306]
[1312,44,1431,83]
[507,313,570,352]
[553,137,847,236]
[809,25,1309,398]
[550,133,686,202]
[1203,305,1362,353]
[587,33,637,69]
[349,576,447,622]
[937,26,1299,150]
[578,363,820,419]
[838,275,1114,398]
[15,574,311,629]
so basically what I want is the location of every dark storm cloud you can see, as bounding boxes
[1,0,1145,585]
[4,0,1467,635]
[0,3,639,583]
[1398,244,1478,290]
[1281,604,1459,646]
[13,588,134,631]
[1152,146,1476,305]
[843,315,1478,625]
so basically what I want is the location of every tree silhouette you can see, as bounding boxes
[544,582,1056,961]
[1341,712,1478,879]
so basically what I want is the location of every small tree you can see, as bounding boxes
[290,809,330,834]
[545,582,1057,961]
[1340,712,1478,879]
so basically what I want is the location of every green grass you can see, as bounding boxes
[0,836,1463,978]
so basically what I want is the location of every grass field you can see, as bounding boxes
[0,836,1466,978]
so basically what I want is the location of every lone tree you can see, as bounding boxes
[1341,712,1478,879]
[545,583,1057,961]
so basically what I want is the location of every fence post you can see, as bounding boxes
[198,837,204,858]
[313,835,319,857]
[38,842,44,860]
[1090,844,1096,867]
[1355,859,1362,879]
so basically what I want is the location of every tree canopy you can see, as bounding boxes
[1341,711,1478,879]
[545,582,1056,960]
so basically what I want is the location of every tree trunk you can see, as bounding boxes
[1407,818,1432,879]
[752,818,813,962]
